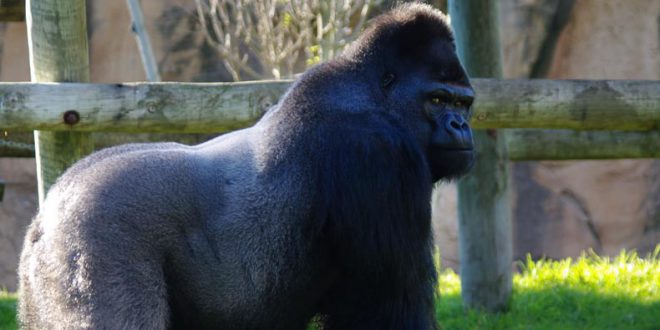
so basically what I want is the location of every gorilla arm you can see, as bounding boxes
[307,111,437,329]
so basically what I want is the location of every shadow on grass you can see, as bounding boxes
[0,296,16,330]
[437,287,660,330]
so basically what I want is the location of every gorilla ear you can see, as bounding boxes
[381,73,396,89]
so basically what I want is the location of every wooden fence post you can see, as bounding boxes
[0,0,24,21]
[27,0,93,203]
[448,0,513,311]
[126,0,161,82]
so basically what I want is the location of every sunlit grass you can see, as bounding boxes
[2,248,659,329]
[437,247,660,329]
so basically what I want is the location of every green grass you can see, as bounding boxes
[0,292,16,330]
[2,248,659,329]
[437,248,660,329]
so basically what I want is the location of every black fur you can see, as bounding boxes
[18,3,473,330]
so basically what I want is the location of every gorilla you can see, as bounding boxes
[18,3,474,329]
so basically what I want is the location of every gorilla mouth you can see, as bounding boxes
[428,144,474,154]
[428,146,475,182]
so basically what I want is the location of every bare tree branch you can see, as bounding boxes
[195,0,375,81]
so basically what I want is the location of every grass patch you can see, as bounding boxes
[0,292,16,330]
[2,248,659,329]
[437,248,660,329]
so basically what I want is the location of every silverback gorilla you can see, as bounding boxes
[19,3,474,329]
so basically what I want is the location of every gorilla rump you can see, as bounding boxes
[19,3,474,329]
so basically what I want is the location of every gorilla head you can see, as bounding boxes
[19,3,473,330]
[343,4,475,181]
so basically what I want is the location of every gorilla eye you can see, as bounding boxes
[430,97,442,105]
[453,100,464,108]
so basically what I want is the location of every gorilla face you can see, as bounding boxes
[385,38,475,182]
[424,81,475,182]
[423,41,475,181]
[420,40,475,182]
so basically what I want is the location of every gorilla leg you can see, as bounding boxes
[319,275,437,330]
[19,215,170,330]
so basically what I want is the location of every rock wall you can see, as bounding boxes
[514,0,660,260]
[0,159,35,290]
[0,20,31,291]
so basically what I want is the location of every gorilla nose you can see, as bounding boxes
[446,115,468,132]
[442,113,473,149]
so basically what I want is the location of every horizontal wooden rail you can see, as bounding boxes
[3,129,659,160]
[506,129,660,160]
[0,81,290,133]
[0,79,658,133]
[474,79,660,130]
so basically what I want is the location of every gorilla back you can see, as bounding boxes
[18,3,474,330]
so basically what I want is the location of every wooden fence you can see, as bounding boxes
[2,79,659,155]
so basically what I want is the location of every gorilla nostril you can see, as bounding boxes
[450,120,461,130]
